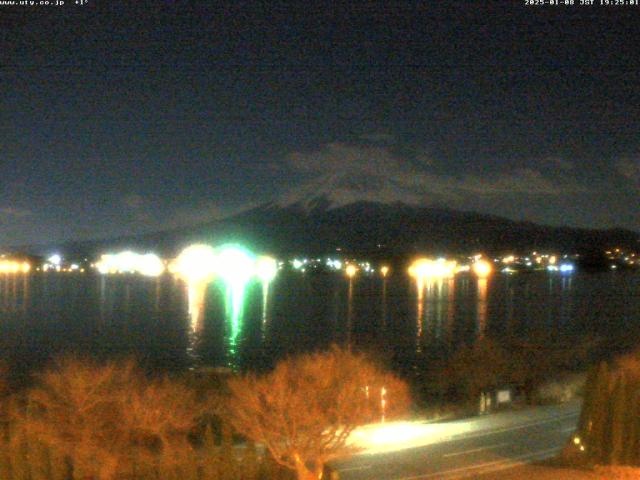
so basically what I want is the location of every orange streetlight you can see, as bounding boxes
[345,264,358,278]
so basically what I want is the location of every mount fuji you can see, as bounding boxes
[18,189,639,260]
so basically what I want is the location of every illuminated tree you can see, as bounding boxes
[225,346,411,480]
[25,357,205,480]
[578,351,640,466]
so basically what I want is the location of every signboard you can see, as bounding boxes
[497,389,511,404]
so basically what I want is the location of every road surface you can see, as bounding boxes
[331,401,581,480]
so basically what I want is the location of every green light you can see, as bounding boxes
[225,282,245,353]
[215,245,255,285]
[215,245,255,365]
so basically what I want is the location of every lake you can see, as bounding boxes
[1,270,639,380]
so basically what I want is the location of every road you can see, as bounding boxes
[331,401,581,480]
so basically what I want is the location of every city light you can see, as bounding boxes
[380,265,390,277]
[559,263,575,273]
[172,244,218,282]
[215,246,255,285]
[0,260,31,273]
[359,261,373,273]
[408,258,457,279]
[96,251,165,277]
[137,253,165,277]
[346,264,358,278]
[472,259,493,278]
[95,251,134,274]
[255,255,278,283]
[326,258,343,270]
[48,254,62,266]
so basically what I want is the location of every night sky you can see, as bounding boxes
[1,1,640,245]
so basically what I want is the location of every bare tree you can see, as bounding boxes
[226,346,411,480]
[24,357,205,480]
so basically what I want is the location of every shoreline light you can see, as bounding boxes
[0,260,31,274]
[255,256,278,284]
[172,245,217,282]
[409,258,457,280]
[138,253,165,277]
[215,246,255,285]
[96,251,165,277]
[346,264,358,278]
[472,259,492,278]
[559,263,575,273]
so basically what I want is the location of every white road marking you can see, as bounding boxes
[442,442,510,458]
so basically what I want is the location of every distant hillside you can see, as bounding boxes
[13,199,640,259]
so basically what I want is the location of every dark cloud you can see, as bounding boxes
[279,143,584,208]
[357,133,397,145]
[122,193,145,210]
[0,207,32,218]
[548,157,575,172]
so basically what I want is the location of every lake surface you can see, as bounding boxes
[1,270,639,379]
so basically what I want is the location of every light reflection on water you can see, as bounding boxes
[347,277,354,347]
[223,282,244,367]
[261,283,268,339]
[415,278,424,344]
[381,276,388,330]
[476,278,488,338]
[0,271,638,376]
[0,275,29,313]
[411,277,464,355]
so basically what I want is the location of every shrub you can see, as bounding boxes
[24,357,205,480]
[225,345,411,480]
[578,351,640,466]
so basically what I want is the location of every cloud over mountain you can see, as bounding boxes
[278,142,584,210]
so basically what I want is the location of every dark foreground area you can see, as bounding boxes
[478,463,640,480]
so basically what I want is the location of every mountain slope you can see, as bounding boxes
[22,199,639,259]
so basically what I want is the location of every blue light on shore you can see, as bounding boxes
[559,263,575,273]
